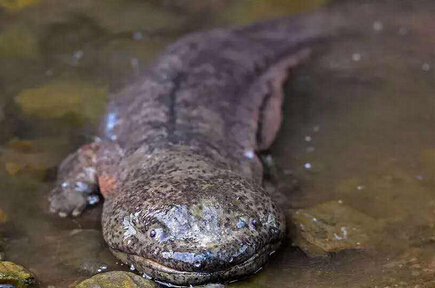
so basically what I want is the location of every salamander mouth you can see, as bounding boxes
[110,241,281,286]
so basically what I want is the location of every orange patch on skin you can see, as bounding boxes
[98,173,117,198]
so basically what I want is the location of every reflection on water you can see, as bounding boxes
[0,0,435,287]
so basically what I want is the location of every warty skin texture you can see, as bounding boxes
[49,13,333,286]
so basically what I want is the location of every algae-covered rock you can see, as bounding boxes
[216,0,329,26]
[0,261,35,288]
[0,0,42,11]
[287,201,379,257]
[74,271,159,288]
[200,285,229,288]
[0,24,39,58]
[14,80,107,124]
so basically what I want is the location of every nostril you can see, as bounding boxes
[193,260,202,268]
[249,218,258,230]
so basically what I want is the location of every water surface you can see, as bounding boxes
[0,0,435,287]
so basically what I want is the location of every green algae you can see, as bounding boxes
[0,24,39,58]
[0,261,35,288]
[216,0,330,26]
[14,80,107,124]
[0,0,41,11]
[74,271,158,288]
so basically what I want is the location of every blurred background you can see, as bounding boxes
[0,0,435,287]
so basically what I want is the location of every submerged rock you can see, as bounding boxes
[74,271,158,288]
[286,201,379,257]
[0,261,35,288]
[0,235,4,259]
[0,209,6,259]
[14,80,107,124]
[1,137,72,179]
[0,0,42,11]
[51,229,115,275]
[0,24,39,58]
[0,209,6,225]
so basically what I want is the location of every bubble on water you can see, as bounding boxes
[373,21,383,31]
[352,53,362,62]
[357,185,365,190]
[133,31,144,41]
[305,136,312,142]
[422,63,430,72]
[304,163,312,169]
[72,50,84,65]
[97,265,108,273]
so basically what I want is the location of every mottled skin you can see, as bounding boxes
[49,14,330,286]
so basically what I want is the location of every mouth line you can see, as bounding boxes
[117,241,279,276]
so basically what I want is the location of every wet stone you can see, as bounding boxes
[74,271,159,288]
[0,261,35,288]
[286,201,380,257]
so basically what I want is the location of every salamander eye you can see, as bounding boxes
[149,229,156,238]
[148,227,168,241]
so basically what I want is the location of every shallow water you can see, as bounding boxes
[0,0,435,287]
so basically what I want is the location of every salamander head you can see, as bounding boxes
[102,166,285,286]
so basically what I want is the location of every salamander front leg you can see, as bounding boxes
[49,143,101,217]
